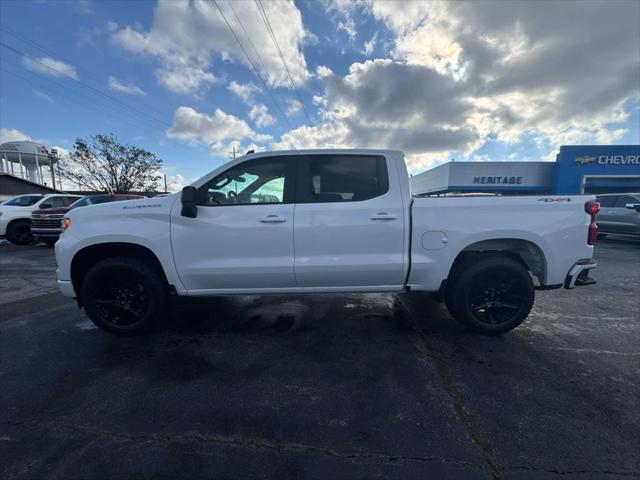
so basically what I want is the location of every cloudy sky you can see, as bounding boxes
[1,0,639,190]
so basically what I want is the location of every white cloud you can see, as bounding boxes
[337,18,357,40]
[275,0,640,171]
[315,65,333,78]
[249,104,275,128]
[227,81,260,104]
[32,90,54,104]
[361,32,378,56]
[69,0,93,15]
[209,140,265,157]
[112,0,309,95]
[155,65,216,96]
[167,106,272,146]
[0,128,32,144]
[108,76,146,96]
[164,173,187,192]
[287,99,302,114]
[21,56,78,79]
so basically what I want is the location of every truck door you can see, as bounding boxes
[293,154,406,289]
[171,156,297,293]
[596,195,619,233]
[612,194,640,235]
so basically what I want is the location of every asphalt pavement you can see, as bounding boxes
[1,236,639,479]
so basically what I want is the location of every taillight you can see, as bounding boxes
[585,201,600,216]
[585,201,599,245]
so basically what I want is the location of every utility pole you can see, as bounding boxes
[229,146,237,161]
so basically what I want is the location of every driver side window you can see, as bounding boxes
[197,156,294,206]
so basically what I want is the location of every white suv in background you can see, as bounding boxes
[0,194,81,245]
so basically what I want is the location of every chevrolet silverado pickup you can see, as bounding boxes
[55,150,599,335]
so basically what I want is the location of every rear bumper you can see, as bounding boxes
[564,260,597,289]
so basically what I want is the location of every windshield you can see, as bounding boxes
[3,195,44,207]
[70,197,92,208]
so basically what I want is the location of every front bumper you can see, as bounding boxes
[57,278,76,298]
[32,229,62,240]
[564,260,597,289]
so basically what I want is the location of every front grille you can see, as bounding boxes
[31,215,64,230]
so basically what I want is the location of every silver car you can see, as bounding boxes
[595,193,640,237]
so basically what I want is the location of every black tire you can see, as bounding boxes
[6,220,34,245]
[446,256,534,335]
[81,257,167,335]
[42,239,57,247]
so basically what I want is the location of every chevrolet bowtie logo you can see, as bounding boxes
[575,156,596,164]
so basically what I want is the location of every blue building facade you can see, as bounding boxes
[411,145,640,196]
[554,145,640,194]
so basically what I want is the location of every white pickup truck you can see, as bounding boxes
[55,149,599,335]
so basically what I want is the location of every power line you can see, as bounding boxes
[210,0,293,132]
[0,57,164,132]
[0,65,167,134]
[254,0,313,123]
[226,1,279,99]
[0,40,171,130]
[0,24,167,119]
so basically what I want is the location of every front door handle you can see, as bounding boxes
[260,215,287,223]
[370,212,398,221]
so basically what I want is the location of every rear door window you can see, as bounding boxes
[47,197,70,208]
[297,155,388,203]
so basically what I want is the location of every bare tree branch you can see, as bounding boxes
[58,133,163,193]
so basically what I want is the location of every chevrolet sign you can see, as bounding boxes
[576,155,639,165]
[575,156,596,164]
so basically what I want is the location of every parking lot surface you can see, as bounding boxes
[1,237,639,479]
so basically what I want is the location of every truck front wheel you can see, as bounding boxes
[81,257,166,335]
[446,256,534,335]
[6,220,34,245]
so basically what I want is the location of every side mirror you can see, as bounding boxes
[625,203,640,212]
[181,186,198,218]
[40,203,52,209]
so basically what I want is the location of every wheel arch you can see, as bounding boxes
[449,238,547,285]
[70,242,170,301]
[6,217,32,229]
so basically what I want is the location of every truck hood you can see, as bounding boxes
[66,194,178,220]
[32,206,73,215]
[0,205,36,213]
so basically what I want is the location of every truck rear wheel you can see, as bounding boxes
[6,220,34,245]
[446,256,534,335]
[81,257,166,335]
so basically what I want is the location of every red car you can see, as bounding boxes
[31,194,145,245]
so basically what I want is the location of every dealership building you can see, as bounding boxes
[411,145,640,195]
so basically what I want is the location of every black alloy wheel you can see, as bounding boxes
[7,221,34,245]
[447,256,534,334]
[467,269,531,325]
[82,257,166,334]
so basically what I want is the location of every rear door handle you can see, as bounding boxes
[370,212,398,221]
[260,215,287,223]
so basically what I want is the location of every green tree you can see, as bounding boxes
[60,133,163,193]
